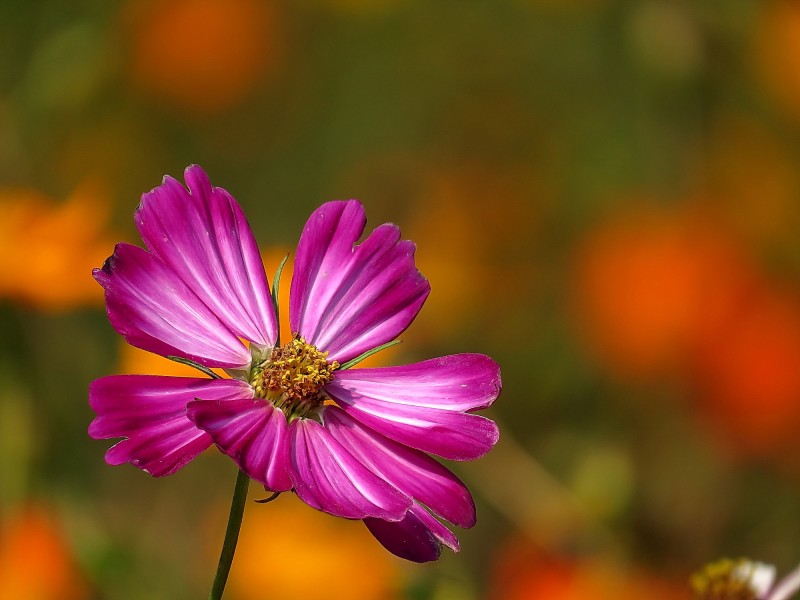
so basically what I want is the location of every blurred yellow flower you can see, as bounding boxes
[126,0,284,115]
[0,506,87,600]
[224,496,403,600]
[0,183,114,312]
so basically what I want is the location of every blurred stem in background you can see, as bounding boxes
[466,423,621,555]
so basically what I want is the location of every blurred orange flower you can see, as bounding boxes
[0,183,114,312]
[489,538,689,600]
[223,495,403,600]
[691,284,800,456]
[572,202,800,456]
[571,206,753,380]
[127,0,283,115]
[754,0,800,122]
[0,506,87,600]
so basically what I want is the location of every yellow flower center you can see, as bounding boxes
[251,337,338,419]
[691,559,763,600]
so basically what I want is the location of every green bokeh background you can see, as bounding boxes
[2,1,800,598]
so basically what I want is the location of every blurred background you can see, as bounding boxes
[1,0,800,598]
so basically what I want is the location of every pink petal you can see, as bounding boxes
[324,406,475,527]
[289,200,430,363]
[89,376,252,477]
[187,397,292,492]
[326,354,501,460]
[288,417,412,520]
[136,166,278,347]
[94,242,250,368]
[333,354,502,410]
[364,504,460,563]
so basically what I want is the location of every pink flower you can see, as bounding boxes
[89,165,501,562]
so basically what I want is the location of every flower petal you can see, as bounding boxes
[364,504,460,563]
[288,417,412,520]
[136,166,278,347]
[94,242,250,368]
[88,375,251,477]
[333,354,502,410]
[327,354,501,460]
[187,397,292,492]
[324,406,475,527]
[290,200,430,363]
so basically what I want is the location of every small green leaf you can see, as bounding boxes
[166,356,222,379]
[338,339,402,370]
[271,254,290,345]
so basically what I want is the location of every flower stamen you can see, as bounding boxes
[251,337,338,419]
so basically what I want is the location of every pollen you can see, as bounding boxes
[690,559,762,600]
[251,337,338,418]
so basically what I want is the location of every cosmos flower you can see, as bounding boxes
[89,165,501,562]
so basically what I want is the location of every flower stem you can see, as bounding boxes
[208,469,251,600]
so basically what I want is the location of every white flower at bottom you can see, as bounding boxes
[692,558,775,599]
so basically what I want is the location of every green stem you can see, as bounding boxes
[338,339,402,370]
[208,469,251,600]
[166,356,221,380]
